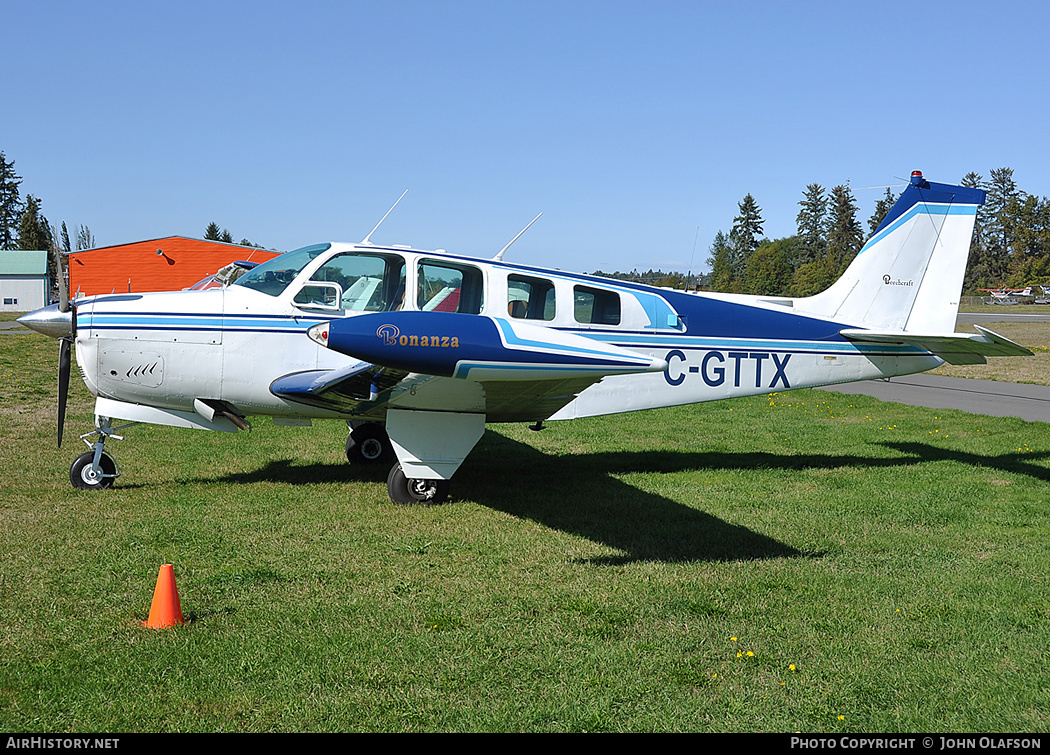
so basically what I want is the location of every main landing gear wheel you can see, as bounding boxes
[70,451,117,490]
[386,463,450,505]
[346,423,394,464]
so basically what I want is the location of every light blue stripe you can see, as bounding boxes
[861,202,976,253]
[577,331,923,356]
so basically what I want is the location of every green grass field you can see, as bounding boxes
[1,331,1049,733]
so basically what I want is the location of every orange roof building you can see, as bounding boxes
[68,236,282,297]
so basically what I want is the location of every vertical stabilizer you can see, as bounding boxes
[794,172,985,333]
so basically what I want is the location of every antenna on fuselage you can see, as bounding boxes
[493,212,542,261]
[361,189,409,245]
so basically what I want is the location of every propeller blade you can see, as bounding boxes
[58,338,70,447]
[56,247,69,313]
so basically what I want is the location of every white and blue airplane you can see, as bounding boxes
[19,171,1031,503]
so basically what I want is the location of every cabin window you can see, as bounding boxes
[417,260,484,314]
[296,252,406,312]
[507,274,555,320]
[573,285,621,325]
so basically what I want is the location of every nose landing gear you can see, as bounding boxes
[69,417,133,490]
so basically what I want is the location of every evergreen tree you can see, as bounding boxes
[75,224,95,250]
[867,187,897,235]
[204,222,222,241]
[729,194,764,280]
[961,172,991,291]
[795,183,827,267]
[706,230,739,292]
[982,167,1022,284]
[0,151,23,250]
[60,221,71,254]
[17,195,52,251]
[1003,194,1050,286]
[826,184,863,276]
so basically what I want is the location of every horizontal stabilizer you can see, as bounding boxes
[840,325,1032,365]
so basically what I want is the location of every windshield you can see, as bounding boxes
[232,244,331,297]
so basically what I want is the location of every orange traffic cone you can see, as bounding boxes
[142,564,184,629]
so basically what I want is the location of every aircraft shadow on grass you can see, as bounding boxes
[205,430,1050,566]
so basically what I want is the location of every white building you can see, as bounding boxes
[0,250,48,312]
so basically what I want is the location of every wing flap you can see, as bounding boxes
[840,325,1032,365]
[479,375,603,422]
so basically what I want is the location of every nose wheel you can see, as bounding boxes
[70,451,117,489]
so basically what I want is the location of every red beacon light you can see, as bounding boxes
[910,170,925,186]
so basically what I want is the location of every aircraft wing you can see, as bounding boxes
[270,357,602,421]
[840,325,1032,365]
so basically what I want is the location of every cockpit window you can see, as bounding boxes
[417,260,484,314]
[297,252,406,312]
[232,244,331,297]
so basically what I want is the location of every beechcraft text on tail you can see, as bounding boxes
[18,171,1031,503]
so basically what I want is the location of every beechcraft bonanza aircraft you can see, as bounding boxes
[19,171,1032,503]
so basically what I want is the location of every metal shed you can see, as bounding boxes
[0,250,48,312]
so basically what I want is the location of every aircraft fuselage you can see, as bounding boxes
[69,241,940,430]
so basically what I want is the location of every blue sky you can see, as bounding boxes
[6,1,1048,275]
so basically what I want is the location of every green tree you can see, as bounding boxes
[981,167,1021,285]
[745,237,796,296]
[867,187,897,235]
[826,184,863,276]
[205,222,255,246]
[729,194,764,281]
[795,183,827,268]
[75,224,95,250]
[706,230,740,293]
[961,171,990,292]
[17,195,52,251]
[790,256,839,297]
[0,151,23,250]
[1003,194,1050,286]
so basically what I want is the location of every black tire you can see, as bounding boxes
[346,424,393,464]
[386,463,450,505]
[70,451,117,490]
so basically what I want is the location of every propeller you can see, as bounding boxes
[16,248,77,446]
[55,248,74,447]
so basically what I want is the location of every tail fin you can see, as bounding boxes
[795,172,984,333]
